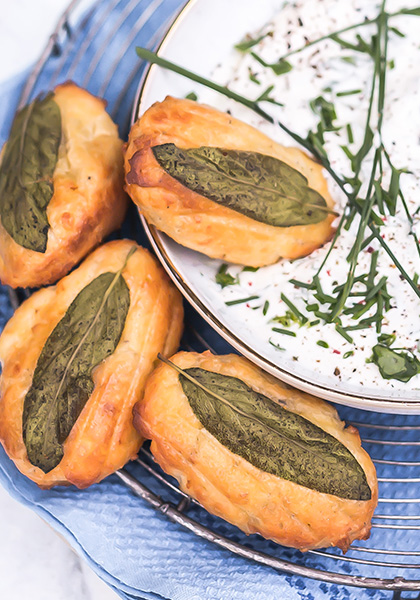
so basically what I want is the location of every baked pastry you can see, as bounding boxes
[0,240,183,488]
[0,82,127,288]
[135,351,377,552]
[124,96,336,266]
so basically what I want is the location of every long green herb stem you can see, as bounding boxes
[277,6,419,61]
[136,48,275,124]
[326,3,389,321]
[135,1,420,358]
[136,41,420,305]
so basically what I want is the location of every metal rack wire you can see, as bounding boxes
[6,0,420,595]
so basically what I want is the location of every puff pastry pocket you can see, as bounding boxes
[0,82,127,288]
[135,351,378,552]
[0,240,183,488]
[124,96,336,267]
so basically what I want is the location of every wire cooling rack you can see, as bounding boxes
[7,0,420,595]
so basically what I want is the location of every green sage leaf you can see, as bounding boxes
[165,359,371,500]
[371,344,420,382]
[0,93,61,252]
[22,249,135,472]
[152,143,333,227]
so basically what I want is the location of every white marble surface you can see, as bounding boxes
[0,1,120,598]
[0,0,90,82]
[0,484,119,599]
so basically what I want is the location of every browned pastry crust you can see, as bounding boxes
[124,96,336,266]
[0,240,183,488]
[134,351,378,552]
[0,82,127,288]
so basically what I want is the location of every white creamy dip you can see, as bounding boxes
[193,0,420,393]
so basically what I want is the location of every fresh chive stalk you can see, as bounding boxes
[135,2,420,379]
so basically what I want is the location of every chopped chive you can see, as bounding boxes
[263,300,270,316]
[280,293,308,325]
[242,266,260,272]
[367,251,379,288]
[389,26,405,38]
[345,297,377,319]
[289,279,313,289]
[360,233,375,250]
[309,96,337,130]
[365,275,388,301]
[216,264,238,288]
[317,340,329,348]
[235,33,267,53]
[378,332,396,346]
[343,350,355,359]
[225,295,260,306]
[330,32,377,57]
[255,85,284,106]
[248,69,261,85]
[312,310,332,321]
[269,339,286,351]
[344,322,372,331]
[334,273,367,294]
[341,55,357,65]
[272,327,297,337]
[272,311,296,327]
[250,51,292,76]
[341,145,354,161]
[309,319,321,327]
[336,89,362,97]
[335,324,354,343]
[346,123,354,144]
[314,291,336,304]
[185,92,198,101]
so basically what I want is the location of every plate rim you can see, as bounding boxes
[133,0,420,414]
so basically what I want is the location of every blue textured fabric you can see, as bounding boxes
[0,1,417,598]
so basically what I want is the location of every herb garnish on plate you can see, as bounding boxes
[137,1,420,382]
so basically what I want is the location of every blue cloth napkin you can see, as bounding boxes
[0,1,417,598]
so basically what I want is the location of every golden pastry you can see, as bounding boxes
[0,240,183,488]
[124,96,336,266]
[0,82,127,288]
[135,351,378,552]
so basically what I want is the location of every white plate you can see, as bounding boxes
[135,0,420,413]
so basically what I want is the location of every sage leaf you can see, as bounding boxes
[162,358,371,500]
[0,93,61,252]
[22,249,135,472]
[152,143,333,227]
[372,344,420,382]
